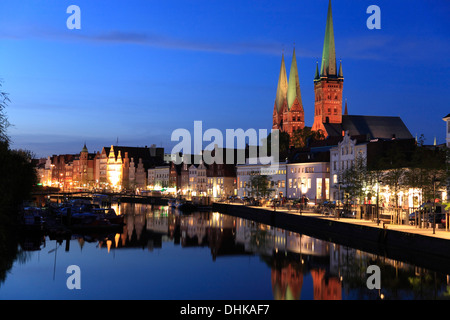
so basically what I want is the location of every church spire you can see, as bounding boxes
[287,47,303,111]
[338,59,343,79]
[344,98,348,115]
[275,53,288,113]
[320,0,337,77]
[81,142,88,153]
[314,61,320,82]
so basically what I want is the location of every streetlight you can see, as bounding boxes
[299,182,305,215]
[432,177,439,234]
[376,180,382,226]
[337,180,342,220]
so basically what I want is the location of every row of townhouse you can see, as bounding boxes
[36,144,166,191]
[148,150,238,198]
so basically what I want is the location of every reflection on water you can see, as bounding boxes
[2,203,450,300]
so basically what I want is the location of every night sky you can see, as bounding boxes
[0,0,449,158]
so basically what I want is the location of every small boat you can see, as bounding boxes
[178,201,197,213]
[21,207,45,230]
[91,208,124,225]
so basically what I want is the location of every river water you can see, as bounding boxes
[0,203,449,300]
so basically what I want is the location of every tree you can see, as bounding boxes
[263,131,290,156]
[373,141,410,209]
[291,127,325,149]
[0,81,11,144]
[247,174,273,198]
[404,138,447,206]
[0,81,37,212]
[339,152,368,204]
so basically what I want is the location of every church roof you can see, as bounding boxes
[320,0,337,77]
[275,53,288,113]
[287,48,303,111]
[323,115,413,140]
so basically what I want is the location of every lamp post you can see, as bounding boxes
[299,182,305,215]
[432,177,439,234]
[376,180,382,226]
[337,180,342,220]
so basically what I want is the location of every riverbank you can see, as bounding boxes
[212,202,450,274]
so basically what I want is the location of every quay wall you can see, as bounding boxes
[212,203,450,274]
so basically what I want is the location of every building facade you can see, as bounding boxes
[236,158,287,199]
[286,162,330,203]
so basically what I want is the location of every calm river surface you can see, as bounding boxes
[0,203,449,300]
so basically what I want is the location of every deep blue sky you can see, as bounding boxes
[0,0,449,158]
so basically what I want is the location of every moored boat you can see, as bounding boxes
[91,208,124,225]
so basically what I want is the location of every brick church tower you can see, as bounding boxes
[272,48,305,136]
[312,0,344,136]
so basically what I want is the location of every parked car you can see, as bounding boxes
[428,213,446,224]
[410,203,447,225]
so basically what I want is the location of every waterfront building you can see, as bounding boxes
[207,161,237,199]
[169,162,181,192]
[180,162,189,195]
[134,158,147,190]
[36,157,52,187]
[329,131,419,207]
[443,113,450,148]
[206,148,239,199]
[37,146,100,190]
[99,144,165,191]
[329,132,368,202]
[147,167,155,190]
[106,145,123,190]
[72,144,96,190]
[286,161,330,203]
[195,161,208,196]
[236,157,287,199]
[50,154,75,189]
[154,165,170,190]
[188,164,198,195]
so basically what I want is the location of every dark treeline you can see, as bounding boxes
[0,81,37,285]
[0,82,37,223]
[0,141,37,214]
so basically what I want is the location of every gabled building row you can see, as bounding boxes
[147,148,238,198]
[36,144,165,192]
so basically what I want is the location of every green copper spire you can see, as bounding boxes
[320,0,337,77]
[275,53,288,113]
[314,61,320,82]
[287,48,302,110]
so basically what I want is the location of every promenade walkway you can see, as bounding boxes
[226,202,450,241]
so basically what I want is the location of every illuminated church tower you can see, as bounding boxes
[273,48,305,136]
[312,0,344,136]
[273,53,288,131]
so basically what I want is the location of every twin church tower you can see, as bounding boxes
[273,0,344,138]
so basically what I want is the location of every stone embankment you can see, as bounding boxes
[212,202,450,274]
